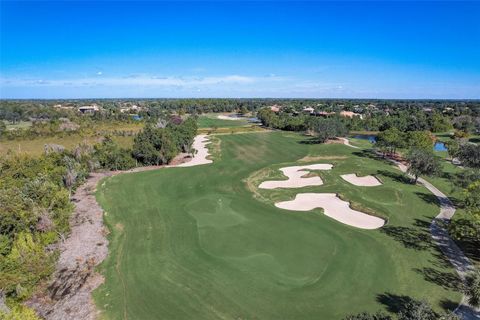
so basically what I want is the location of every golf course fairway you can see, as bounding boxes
[94,131,461,319]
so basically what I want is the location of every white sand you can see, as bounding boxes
[275,193,385,229]
[217,114,243,120]
[175,135,213,167]
[259,164,333,189]
[341,174,382,186]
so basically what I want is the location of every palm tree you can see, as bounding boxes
[464,270,480,308]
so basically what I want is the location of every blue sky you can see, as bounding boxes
[1,1,479,99]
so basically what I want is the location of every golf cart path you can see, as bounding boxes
[338,137,360,149]
[392,160,479,319]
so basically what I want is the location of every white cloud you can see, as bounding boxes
[0,74,260,88]
[96,71,103,76]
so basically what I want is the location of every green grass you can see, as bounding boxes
[197,113,251,128]
[94,131,461,320]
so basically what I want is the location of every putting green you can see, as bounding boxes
[95,132,461,319]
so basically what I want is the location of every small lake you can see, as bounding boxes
[353,134,377,143]
[353,134,448,151]
[434,141,448,152]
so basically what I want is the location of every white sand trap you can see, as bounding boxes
[259,164,333,189]
[217,114,243,120]
[175,135,212,167]
[275,193,384,229]
[341,174,382,186]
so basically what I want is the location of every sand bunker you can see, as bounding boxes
[217,114,243,120]
[175,135,212,167]
[341,174,382,186]
[259,164,333,189]
[275,193,384,229]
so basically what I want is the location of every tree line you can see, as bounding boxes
[0,115,198,318]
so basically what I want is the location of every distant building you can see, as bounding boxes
[443,107,454,114]
[316,111,336,117]
[302,107,315,114]
[54,104,74,110]
[340,111,363,119]
[120,104,141,113]
[269,105,282,113]
[78,105,100,114]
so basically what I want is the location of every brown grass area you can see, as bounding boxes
[0,135,134,156]
[244,167,276,204]
[206,135,222,161]
[300,171,318,178]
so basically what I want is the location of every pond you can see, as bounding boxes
[353,134,377,143]
[434,141,448,152]
[353,134,449,152]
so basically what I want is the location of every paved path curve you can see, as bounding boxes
[342,138,477,318]
[338,137,360,149]
[391,159,479,319]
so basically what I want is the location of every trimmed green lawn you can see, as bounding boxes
[95,131,461,320]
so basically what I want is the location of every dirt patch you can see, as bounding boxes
[325,138,345,145]
[244,167,276,203]
[27,171,112,320]
[206,135,221,161]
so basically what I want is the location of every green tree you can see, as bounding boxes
[453,115,474,133]
[397,300,436,320]
[464,181,480,213]
[464,270,480,307]
[445,139,460,160]
[0,121,6,138]
[132,126,162,165]
[430,113,452,132]
[458,144,480,169]
[311,118,347,143]
[239,106,248,115]
[0,305,40,320]
[94,136,135,170]
[405,131,435,151]
[257,108,278,128]
[377,128,403,156]
[344,312,392,320]
[406,149,441,183]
